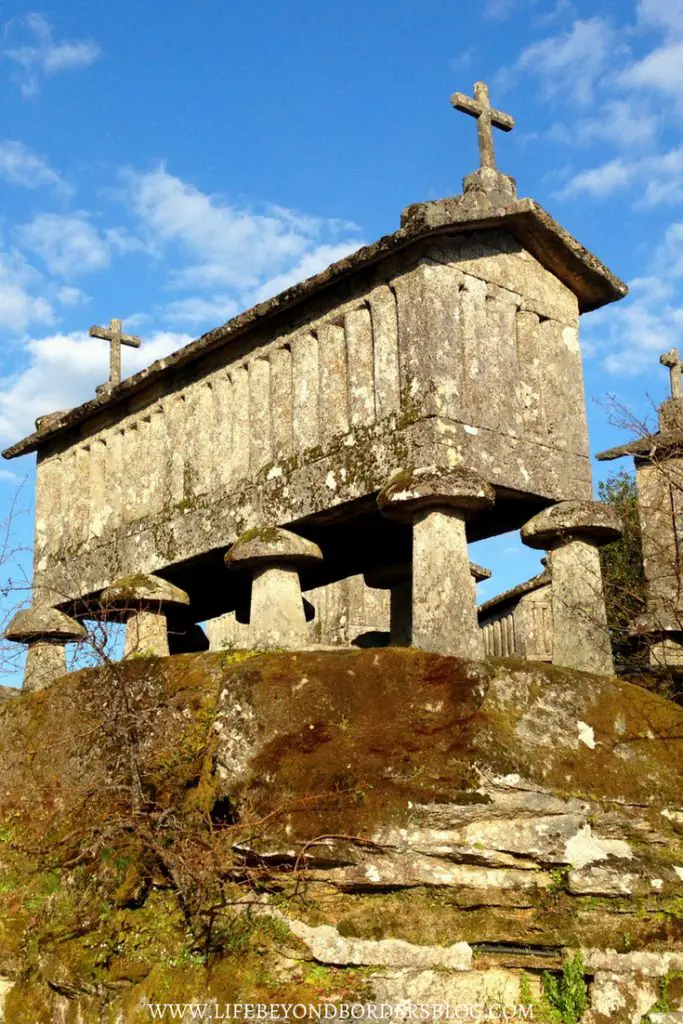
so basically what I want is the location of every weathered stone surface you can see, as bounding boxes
[5,607,86,643]
[521,506,618,675]
[225,527,323,569]
[280,916,472,969]
[5,606,87,691]
[249,566,310,649]
[378,465,495,521]
[0,650,680,1021]
[375,468,492,658]
[521,499,623,549]
[225,529,323,649]
[100,573,190,610]
[14,209,609,624]
[101,573,190,659]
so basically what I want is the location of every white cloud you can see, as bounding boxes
[551,99,659,150]
[0,248,52,332]
[56,285,89,306]
[248,242,364,305]
[0,329,191,442]
[562,158,636,198]
[588,226,683,376]
[122,166,361,293]
[2,13,101,98]
[561,147,683,205]
[162,295,239,327]
[516,18,619,105]
[621,39,683,97]
[637,0,683,35]
[0,140,69,192]
[18,213,110,277]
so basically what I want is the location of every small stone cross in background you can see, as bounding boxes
[89,318,142,393]
[660,347,683,400]
[451,81,515,172]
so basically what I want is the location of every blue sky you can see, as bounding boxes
[0,0,681,652]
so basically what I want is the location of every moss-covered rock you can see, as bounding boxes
[0,650,681,1020]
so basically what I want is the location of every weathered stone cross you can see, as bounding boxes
[89,318,141,391]
[660,347,683,400]
[451,81,515,171]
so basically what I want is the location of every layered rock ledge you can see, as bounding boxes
[0,649,681,1021]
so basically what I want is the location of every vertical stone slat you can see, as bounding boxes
[345,305,375,428]
[270,346,294,461]
[34,453,62,576]
[516,310,545,437]
[369,284,401,420]
[485,287,521,434]
[249,358,273,473]
[74,446,92,544]
[122,422,140,523]
[105,429,124,524]
[88,438,107,539]
[164,395,186,506]
[318,324,349,445]
[460,274,489,425]
[135,418,153,517]
[213,372,234,488]
[229,365,250,480]
[147,408,166,515]
[537,319,589,456]
[197,384,215,494]
[292,332,320,453]
[394,262,463,420]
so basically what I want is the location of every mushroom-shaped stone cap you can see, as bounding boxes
[377,466,494,522]
[225,527,323,570]
[522,500,623,550]
[5,606,87,643]
[101,573,190,611]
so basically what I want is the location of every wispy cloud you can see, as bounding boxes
[17,213,111,277]
[587,223,683,376]
[515,18,621,105]
[121,166,362,295]
[2,13,100,98]
[0,246,53,333]
[561,147,683,206]
[0,140,70,192]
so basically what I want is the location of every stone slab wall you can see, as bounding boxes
[34,229,592,609]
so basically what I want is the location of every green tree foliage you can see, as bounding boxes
[597,470,648,670]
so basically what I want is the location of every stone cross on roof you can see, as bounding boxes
[89,318,141,393]
[450,81,515,172]
[660,347,683,400]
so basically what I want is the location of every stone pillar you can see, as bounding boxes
[521,500,622,675]
[5,607,87,692]
[365,560,491,648]
[101,574,190,658]
[377,467,495,658]
[225,527,323,650]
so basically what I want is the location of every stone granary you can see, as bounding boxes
[3,82,628,687]
[597,348,683,670]
[479,559,552,662]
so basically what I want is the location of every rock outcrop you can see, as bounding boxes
[0,649,681,1021]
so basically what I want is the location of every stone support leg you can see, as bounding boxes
[24,640,67,692]
[412,508,483,658]
[124,609,170,658]
[250,565,307,649]
[551,539,614,675]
